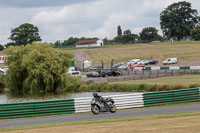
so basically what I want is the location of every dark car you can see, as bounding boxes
[147,59,158,65]
[100,70,121,77]
[86,71,100,78]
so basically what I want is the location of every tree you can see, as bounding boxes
[113,28,139,43]
[191,25,200,41]
[63,37,79,46]
[160,1,199,41]
[123,29,134,42]
[117,25,122,36]
[140,27,160,43]
[4,42,74,94]
[113,35,123,43]
[9,23,42,46]
[54,40,62,46]
[0,44,4,51]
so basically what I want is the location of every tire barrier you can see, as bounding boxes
[0,88,199,119]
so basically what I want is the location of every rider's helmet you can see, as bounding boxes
[93,92,98,98]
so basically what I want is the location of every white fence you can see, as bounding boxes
[74,93,144,113]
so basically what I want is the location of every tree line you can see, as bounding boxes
[0,1,199,49]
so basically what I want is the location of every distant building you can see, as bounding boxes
[75,39,104,48]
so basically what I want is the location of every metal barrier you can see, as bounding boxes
[0,88,199,119]
[0,99,75,119]
[143,88,200,106]
[74,93,144,113]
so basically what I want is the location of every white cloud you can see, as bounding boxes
[0,0,199,44]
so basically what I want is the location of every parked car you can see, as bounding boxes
[137,60,149,65]
[68,71,81,77]
[163,58,178,65]
[0,66,8,75]
[133,64,145,67]
[113,62,126,69]
[128,59,140,65]
[147,59,158,65]
[100,70,121,77]
[86,71,100,78]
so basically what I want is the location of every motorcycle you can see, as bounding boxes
[91,93,117,114]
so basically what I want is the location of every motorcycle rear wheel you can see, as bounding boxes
[91,104,100,114]
[110,104,117,113]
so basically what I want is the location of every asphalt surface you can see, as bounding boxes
[1,104,200,128]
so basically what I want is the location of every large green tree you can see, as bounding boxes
[160,1,199,41]
[9,23,42,46]
[114,28,139,43]
[63,37,79,46]
[117,25,122,36]
[140,27,160,43]
[4,42,74,94]
[191,25,200,41]
[0,44,4,51]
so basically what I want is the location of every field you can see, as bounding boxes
[111,74,200,86]
[84,41,200,64]
[2,111,200,133]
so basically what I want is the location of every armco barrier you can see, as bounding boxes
[0,99,75,119]
[143,88,200,106]
[74,93,144,113]
[0,88,199,119]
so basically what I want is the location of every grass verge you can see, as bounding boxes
[1,110,200,132]
[84,75,200,92]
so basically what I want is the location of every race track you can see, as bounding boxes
[1,104,200,128]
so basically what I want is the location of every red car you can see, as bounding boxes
[133,64,145,67]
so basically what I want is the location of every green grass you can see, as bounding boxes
[106,74,200,92]
[111,74,200,85]
[81,41,200,64]
[82,74,200,92]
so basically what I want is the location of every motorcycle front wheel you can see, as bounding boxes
[91,104,100,114]
[110,104,117,113]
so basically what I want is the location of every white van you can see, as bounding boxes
[163,58,178,65]
[68,67,81,77]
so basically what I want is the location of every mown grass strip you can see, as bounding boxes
[1,110,200,132]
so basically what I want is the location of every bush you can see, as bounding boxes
[62,74,85,92]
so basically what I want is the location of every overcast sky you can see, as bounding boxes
[0,0,199,44]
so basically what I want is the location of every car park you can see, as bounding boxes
[86,71,100,77]
[100,70,121,77]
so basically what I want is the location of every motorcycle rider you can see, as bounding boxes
[91,92,117,114]
[93,92,100,98]
[93,92,106,103]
